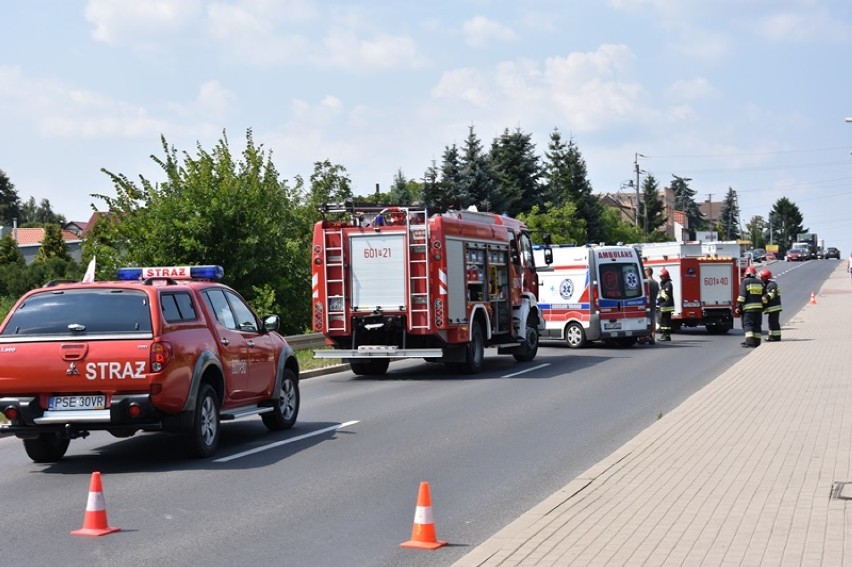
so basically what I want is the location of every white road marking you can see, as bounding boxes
[214,420,360,463]
[502,363,550,378]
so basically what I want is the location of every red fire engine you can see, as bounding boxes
[640,242,740,334]
[311,204,543,375]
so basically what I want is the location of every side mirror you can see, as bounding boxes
[543,248,553,265]
[262,314,280,333]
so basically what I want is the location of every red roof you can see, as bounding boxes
[10,227,81,245]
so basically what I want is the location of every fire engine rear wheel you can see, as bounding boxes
[23,433,70,463]
[461,323,485,374]
[262,369,300,430]
[564,322,587,349]
[513,324,539,362]
[350,359,390,376]
[183,383,220,458]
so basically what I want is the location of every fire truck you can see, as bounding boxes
[311,204,543,375]
[533,244,649,348]
[639,242,740,334]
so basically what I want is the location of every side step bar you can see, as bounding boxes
[220,405,275,421]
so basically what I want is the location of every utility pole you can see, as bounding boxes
[634,153,645,230]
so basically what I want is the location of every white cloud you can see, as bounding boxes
[431,44,647,132]
[317,29,427,71]
[85,0,202,46]
[0,65,170,140]
[667,77,718,100]
[756,10,852,43]
[206,1,314,65]
[432,68,491,107]
[194,80,238,118]
[463,15,518,48]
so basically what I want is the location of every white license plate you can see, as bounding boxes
[604,322,622,330]
[49,395,106,411]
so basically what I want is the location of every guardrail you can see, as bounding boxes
[284,332,326,350]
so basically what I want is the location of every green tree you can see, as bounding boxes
[459,126,497,212]
[718,187,740,240]
[541,129,604,243]
[437,144,465,210]
[746,215,766,249]
[670,175,705,235]
[93,130,313,334]
[638,174,666,236]
[420,159,440,210]
[488,127,540,216]
[516,202,585,246]
[34,224,70,263]
[20,197,66,226]
[599,207,645,245]
[768,197,805,254]
[307,160,353,213]
[388,169,415,205]
[0,169,21,226]
[0,233,24,265]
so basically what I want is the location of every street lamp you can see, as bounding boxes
[846,117,852,123]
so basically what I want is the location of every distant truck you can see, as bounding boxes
[797,233,818,259]
[793,241,817,260]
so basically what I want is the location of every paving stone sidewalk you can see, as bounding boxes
[455,263,852,566]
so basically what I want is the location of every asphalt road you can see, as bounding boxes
[0,258,837,567]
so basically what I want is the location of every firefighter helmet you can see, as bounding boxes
[659,268,670,278]
[745,266,756,276]
[759,269,772,281]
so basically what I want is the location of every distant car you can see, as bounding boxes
[749,249,766,262]
[825,247,840,259]
[765,252,776,261]
[785,249,806,262]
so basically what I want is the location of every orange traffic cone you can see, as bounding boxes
[810,291,817,304]
[71,472,120,536]
[400,481,447,550]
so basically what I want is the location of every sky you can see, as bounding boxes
[2,0,851,255]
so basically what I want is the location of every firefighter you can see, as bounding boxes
[735,265,766,348]
[656,268,674,341]
[760,269,782,341]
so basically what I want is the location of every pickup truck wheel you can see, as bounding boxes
[262,369,300,431]
[183,383,220,458]
[513,324,539,361]
[350,359,390,376]
[461,323,485,374]
[564,322,587,349]
[23,434,70,463]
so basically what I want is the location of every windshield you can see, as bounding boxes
[1,289,153,337]
[598,263,643,300]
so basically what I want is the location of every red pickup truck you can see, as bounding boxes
[0,265,300,462]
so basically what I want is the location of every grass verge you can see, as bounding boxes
[296,346,342,371]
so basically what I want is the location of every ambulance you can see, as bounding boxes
[533,244,649,348]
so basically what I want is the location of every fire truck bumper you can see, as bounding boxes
[314,347,444,359]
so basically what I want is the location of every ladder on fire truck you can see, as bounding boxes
[322,226,348,334]
[405,207,431,331]
[318,202,432,333]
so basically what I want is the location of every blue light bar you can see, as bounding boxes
[116,265,225,281]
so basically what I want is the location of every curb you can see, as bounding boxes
[300,364,348,379]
